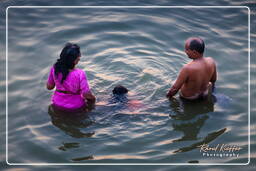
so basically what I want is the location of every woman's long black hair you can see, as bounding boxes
[54,43,81,83]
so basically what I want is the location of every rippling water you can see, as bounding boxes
[1,1,255,170]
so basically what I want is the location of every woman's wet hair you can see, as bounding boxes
[112,85,129,95]
[54,43,81,83]
[189,38,205,54]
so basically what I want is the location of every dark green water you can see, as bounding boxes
[0,0,255,171]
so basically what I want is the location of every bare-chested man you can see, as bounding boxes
[166,37,217,100]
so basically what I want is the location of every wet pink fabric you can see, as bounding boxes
[47,66,90,109]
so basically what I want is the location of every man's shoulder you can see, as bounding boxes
[205,57,216,63]
[205,57,217,67]
[181,64,193,74]
[183,61,198,70]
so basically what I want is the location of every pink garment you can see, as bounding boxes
[47,66,90,110]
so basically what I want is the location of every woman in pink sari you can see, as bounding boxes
[46,43,95,112]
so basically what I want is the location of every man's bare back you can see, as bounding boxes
[167,37,217,100]
[180,57,216,98]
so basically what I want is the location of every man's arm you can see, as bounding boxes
[166,67,188,98]
[210,61,217,92]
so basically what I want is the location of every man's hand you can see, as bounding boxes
[166,86,179,99]
[166,67,187,99]
[166,90,172,98]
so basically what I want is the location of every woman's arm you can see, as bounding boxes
[47,67,55,90]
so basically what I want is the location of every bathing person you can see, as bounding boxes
[112,85,129,95]
[166,37,217,100]
[112,85,143,111]
[46,43,95,112]
[96,85,142,113]
[111,85,129,103]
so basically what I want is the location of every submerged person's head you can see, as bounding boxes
[111,85,129,104]
[112,85,129,95]
[54,43,81,83]
[185,37,205,59]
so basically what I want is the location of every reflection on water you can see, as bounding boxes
[169,95,216,118]
[58,142,80,151]
[48,105,95,138]
[71,155,94,162]
[48,105,98,162]
[169,96,227,153]
[174,128,227,153]
[172,114,209,142]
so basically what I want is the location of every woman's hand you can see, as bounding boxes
[83,92,96,104]
[46,83,55,90]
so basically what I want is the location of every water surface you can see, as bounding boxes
[1,3,253,169]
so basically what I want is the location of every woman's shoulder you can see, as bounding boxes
[71,68,86,78]
[72,68,84,73]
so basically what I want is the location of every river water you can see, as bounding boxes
[0,1,255,171]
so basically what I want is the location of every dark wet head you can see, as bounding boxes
[112,85,129,95]
[54,42,81,83]
[185,37,205,54]
[59,42,81,68]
